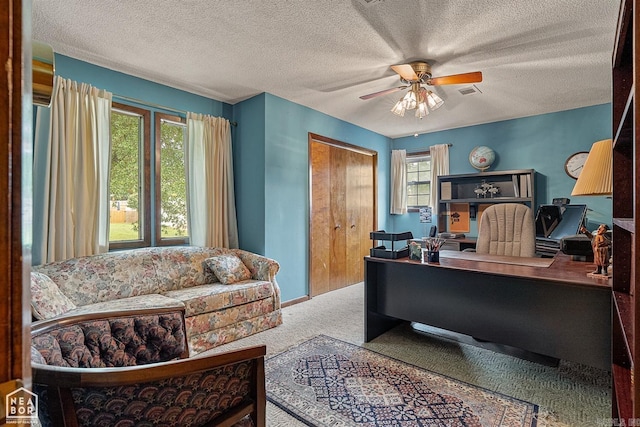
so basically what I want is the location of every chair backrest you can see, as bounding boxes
[476,203,536,257]
[31,308,189,368]
[31,309,266,427]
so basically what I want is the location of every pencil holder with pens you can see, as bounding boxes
[422,249,439,263]
[422,250,440,264]
[421,237,444,263]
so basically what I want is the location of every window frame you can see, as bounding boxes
[406,151,432,212]
[109,102,151,250]
[154,112,189,246]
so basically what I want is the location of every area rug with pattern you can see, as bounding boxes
[266,335,538,426]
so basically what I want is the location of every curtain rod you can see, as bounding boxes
[393,143,453,154]
[112,93,238,126]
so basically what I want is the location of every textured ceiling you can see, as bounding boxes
[32,0,620,138]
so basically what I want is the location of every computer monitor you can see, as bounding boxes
[535,205,561,238]
[547,204,587,240]
[536,204,588,240]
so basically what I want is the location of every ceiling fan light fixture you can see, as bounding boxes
[360,61,481,121]
[415,101,429,118]
[390,83,445,119]
[391,100,406,116]
[426,91,444,110]
[402,90,417,110]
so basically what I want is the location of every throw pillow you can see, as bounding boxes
[205,254,252,284]
[30,272,76,320]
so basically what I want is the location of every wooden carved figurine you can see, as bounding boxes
[579,224,611,275]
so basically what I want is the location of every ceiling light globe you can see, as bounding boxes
[426,91,444,110]
[416,102,429,118]
[391,101,406,117]
[403,91,417,110]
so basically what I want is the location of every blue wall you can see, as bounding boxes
[53,55,230,118]
[233,94,267,254]
[35,55,614,302]
[391,104,613,239]
[233,93,391,302]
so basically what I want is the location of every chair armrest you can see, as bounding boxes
[33,345,266,427]
[232,249,280,282]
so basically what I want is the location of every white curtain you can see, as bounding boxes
[186,113,239,248]
[33,76,112,264]
[390,149,407,214]
[429,143,450,216]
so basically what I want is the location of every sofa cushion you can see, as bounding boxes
[163,280,274,317]
[62,294,185,317]
[186,297,277,333]
[188,310,283,355]
[151,247,220,292]
[32,249,160,306]
[30,272,76,320]
[205,254,252,284]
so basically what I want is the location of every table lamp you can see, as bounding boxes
[571,139,612,197]
[571,138,612,277]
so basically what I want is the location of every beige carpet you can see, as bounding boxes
[205,283,610,427]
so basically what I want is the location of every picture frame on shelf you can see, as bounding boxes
[449,203,470,233]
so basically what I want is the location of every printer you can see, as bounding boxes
[534,203,587,256]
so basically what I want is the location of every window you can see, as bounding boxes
[109,106,189,249]
[406,154,431,208]
[109,103,151,249]
[155,113,188,245]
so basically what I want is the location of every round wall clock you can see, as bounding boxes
[564,151,589,179]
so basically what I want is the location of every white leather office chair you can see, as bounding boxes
[476,203,536,257]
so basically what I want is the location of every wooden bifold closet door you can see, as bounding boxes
[309,134,377,297]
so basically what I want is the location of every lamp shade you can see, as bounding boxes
[571,139,613,196]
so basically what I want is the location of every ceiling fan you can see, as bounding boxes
[360,61,482,118]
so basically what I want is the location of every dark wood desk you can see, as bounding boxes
[440,237,477,251]
[364,252,611,370]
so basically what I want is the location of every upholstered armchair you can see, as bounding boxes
[475,203,536,257]
[31,307,266,427]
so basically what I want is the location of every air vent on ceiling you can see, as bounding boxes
[458,85,482,96]
[357,0,384,6]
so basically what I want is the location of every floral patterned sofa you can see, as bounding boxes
[30,246,282,355]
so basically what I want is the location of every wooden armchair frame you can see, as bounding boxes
[32,346,266,427]
[31,308,266,427]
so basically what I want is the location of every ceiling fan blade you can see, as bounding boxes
[391,64,419,81]
[359,86,407,100]
[428,71,483,86]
